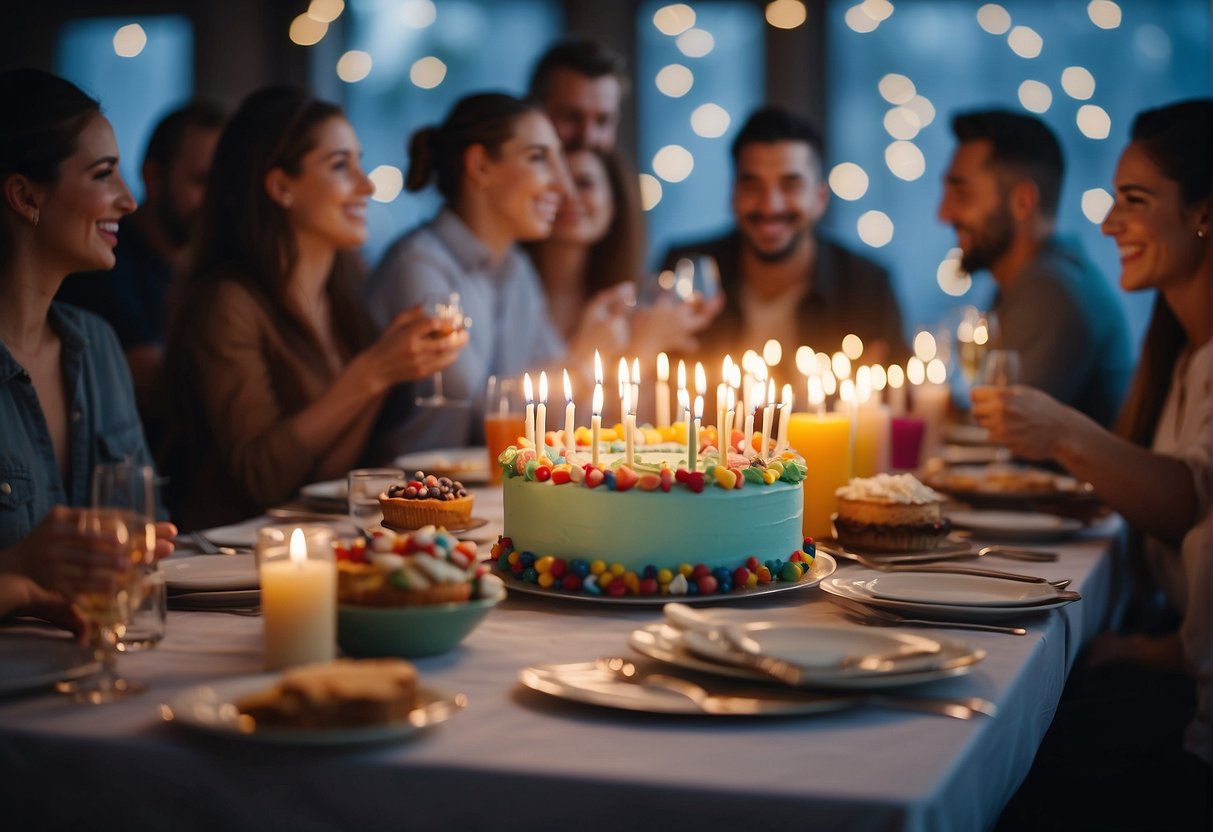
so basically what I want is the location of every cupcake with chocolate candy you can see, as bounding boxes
[832,473,950,552]
[379,471,473,530]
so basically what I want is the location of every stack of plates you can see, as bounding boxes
[821,568,1079,621]
[164,554,259,609]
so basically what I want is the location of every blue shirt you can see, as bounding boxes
[0,304,153,550]
[364,209,566,453]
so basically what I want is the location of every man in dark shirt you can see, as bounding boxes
[58,101,224,417]
[528,38,626,153]
[661,107,908,379]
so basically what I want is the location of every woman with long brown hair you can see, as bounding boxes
[161,86,465,529]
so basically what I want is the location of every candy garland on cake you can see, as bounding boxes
[493,440,814,598]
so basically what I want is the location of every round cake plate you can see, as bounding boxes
[493,551,836,606]
[381,517,489,535]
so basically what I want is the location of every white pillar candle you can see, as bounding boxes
[523,373,535,451]
[690,395,703,473]
[743,407,755,460]
[724,387,736,456]
[656,352,671,429]
[761,378,776,459]
[260,527,335,671]
[563,369,575,460]
[715,382,726,448]
[624,387,636,467]
[775,383,793,456]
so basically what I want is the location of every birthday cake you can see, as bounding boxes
[494,444,812,598]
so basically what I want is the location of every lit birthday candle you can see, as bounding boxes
[591,383,603,467]
[620,360,635,466]
[631,357,641,435]
[563,369,575,460]
[761,377,775,458]
[775,382,793,456]
[655,352,671,428]
[690,395,703,473]
[523,372,535,450]
[724,386,736,455]
[536,371,548,460]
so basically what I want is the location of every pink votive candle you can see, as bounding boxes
[890,416,926,470]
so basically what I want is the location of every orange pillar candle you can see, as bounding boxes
[786,412,853,541]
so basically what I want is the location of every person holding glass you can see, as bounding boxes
[938,109,1134,428]
[0,69,176,632]
[526,147,721,368]
[160,86,467,531]
[977,100,1211,828]
[365,93,624,455]
[660,107,909,379]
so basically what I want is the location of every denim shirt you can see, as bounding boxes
[0,303,153,550]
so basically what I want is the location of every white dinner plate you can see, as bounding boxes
[494,552,835,606]
[939,444,1009,465]
[300,479,346,502]
[629,624,983,690]
[943,424,990,446]
[163,554,258,592]
[519,662,856,716]
[194,519,268,549]
[821,571,1077,621]
[861,572,1060,607]
[0,632,99,695]
[947,510,1084,542]
[394,447,489,485]
[163,674,464,745]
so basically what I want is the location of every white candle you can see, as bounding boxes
[775,383,793,456]
[656,352,671,428]
[523,373,535,451]
[743,407,755,460]
[624,386,636,467]
[563,369,575,460]
[677,360,686,407]
[536,371,548,461]
[690,395,703,473]
[260,527,335,670]
[730,364,743,433]
[724,387,735,455]
[715,383,726,448]
[592,383,603,468]
[631,357,641,436]
[761,378,775,458]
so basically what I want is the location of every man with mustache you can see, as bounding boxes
[58,101,225,419]
[661,107,908,378]
[938,109,1132,426]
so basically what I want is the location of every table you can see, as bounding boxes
[0,488,1127,832]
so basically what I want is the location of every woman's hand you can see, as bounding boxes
[969,384,1076,460]
[0,574,83,638]
[9,506,142,598]
[356,305,469,389]
[155,521,178,561]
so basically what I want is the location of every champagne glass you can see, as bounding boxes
[956,307,1000,386]
[982,349,1021,387]
[672,254,721,312]
[415,291,469,408]
[347,468,404,533]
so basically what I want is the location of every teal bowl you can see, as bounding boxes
[337,586,505,658]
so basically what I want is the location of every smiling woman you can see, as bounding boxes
[159,86,467,530]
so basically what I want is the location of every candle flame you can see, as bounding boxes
[693,395,703,419]
[927,358,948,384]
[767,377,776,404]
[808,374,825,408]
[678,388,689,413]
[730,364,741,388]
[289,527,307,565]
[871,364,888,391]
[913,331,937,362]
[539,370,548,403]
[563,368,572,402]
[694,362,706,395]
[677,359,686,391]
[782,382,793,408]
[794,345,813,375]
[822,370,837,397]
[722,354,733,381]
[842,333,864,360]
[840,378,856,404]
[831,351,852,380]
[593,383,603,415]
[763,338,782,367]
[657,352,669,381]
[907,356,926,385]
[887,364,906,388]
[524,372,534,403]
[594,350,603,383]
[632,357,640,386]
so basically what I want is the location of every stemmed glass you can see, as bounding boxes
[59,463,156,703]
[415,291,469,408]
[673,254,721,312]
[956,306,1000,387]
[348,468,404,533]
[982,350,1021,387]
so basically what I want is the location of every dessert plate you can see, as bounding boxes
[519,662,855,716]
[299,479,346,502]
[394,447,489,485]
[163,554,258,592]
[494,551,835,606]
[0,632,99,696]
[817,536,974,564]
[821,571,1077,621]
[193,519,268,549]
[163,674,465,745]
[861,572,1060,607]
[946,510,1084,542]
[629,624,983,690]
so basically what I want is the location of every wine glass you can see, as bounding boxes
[415,291,469,408]
[347,468,404,533]
[59,463,156,703]
[672,254,721,312]
[956,306,1000,386]
[982,349,1021,387]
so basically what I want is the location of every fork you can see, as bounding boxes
[838,604,1028,635]
[597,658,997,719]
[822,545,1066,586]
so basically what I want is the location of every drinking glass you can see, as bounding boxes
[415,292,469,408]
[347,468,404,532]
[982,349,1021,387]
[672,254,721,312]
[60,463,156,702]
[484,374,527,486]
[956,307,1000,386]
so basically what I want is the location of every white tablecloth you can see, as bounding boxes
[0,489,1127,832]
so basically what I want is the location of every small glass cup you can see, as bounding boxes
[255,524,336,671]
[347,468,404,532]
[117,562,166,652]
[982,349,1021,387]
[484,375,526,486]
